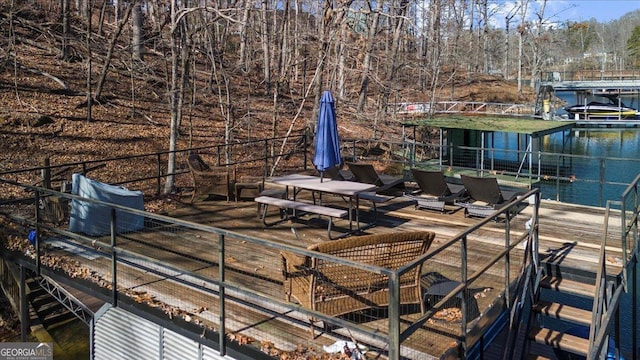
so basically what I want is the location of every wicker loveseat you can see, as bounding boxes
[280,231,435,336]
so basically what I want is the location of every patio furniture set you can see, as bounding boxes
[186,155,525,318]
[187,153,527,228]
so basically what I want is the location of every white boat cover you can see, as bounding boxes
[69,173,145,236]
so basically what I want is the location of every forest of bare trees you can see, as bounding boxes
[1,0,639,191]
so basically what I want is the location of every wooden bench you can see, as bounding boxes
[280,231,436,337]
[254,196,348,239]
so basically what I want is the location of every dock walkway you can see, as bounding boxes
[33,192,623,359]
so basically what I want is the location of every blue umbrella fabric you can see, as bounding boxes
[313,90,342,181]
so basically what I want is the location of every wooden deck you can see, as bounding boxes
[40,190,624,359]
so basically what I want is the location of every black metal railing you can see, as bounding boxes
[0,159,540,360]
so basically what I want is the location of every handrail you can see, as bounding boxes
[0,165,541,359]
[0,134,309,196]
[588,173,640,359]
[501,191,542,360]
[588,200,620,359]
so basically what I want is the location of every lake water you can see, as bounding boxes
[491,113,640,207]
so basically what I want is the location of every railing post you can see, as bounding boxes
[388,271,400,360]
[110,208,118,306]
[34,191,41,275]
[505,212,511,305]
[42,157,51,189]
[351,140,356,161]
[156,153,162,196]
[218,233,226,356]
[20,264,28,342]
[461,235,468,355]
[556,157,561,202]
[599,158,605,207]
[264,139,269,177]
[303,134,308,171]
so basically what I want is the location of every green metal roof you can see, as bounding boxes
[401,116,575,137]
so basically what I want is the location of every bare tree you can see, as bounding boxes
[517,0,529,94]
[94,3,133,100]
[375,0,410,137]
[132,1,143,61]
[164,0,182,194]
[237,0,251,71]
[357,0,383,112]
[260,0,271,93]
[528,0,549,89]
[504,4,519,79]
[61,0,70,60]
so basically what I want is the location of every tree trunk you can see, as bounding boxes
[238,0,250,71]
[61,0,70,60]
[357,1,382,112]
[94,3,133,100]
[164,0,180,195]
[132,1,143,61]
[309,0,332,126]
[375,0,408,137]
[260,0,271,94]
[517,0,529,94]
[337,20,348,99]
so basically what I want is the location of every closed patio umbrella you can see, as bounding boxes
[313,90,342,182]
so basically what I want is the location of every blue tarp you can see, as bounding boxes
[69,174,144,236]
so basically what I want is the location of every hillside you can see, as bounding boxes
[0,5,535,186]
[0,4,540,345]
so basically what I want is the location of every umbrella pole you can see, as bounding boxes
[319,171,324,204]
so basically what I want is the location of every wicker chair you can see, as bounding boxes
[280,231,435,337]
[187,154,235,202]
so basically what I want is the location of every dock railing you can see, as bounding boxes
[0,133,308,200]
[340,136,640,208]
[588,173,640,358]
[0,152,540,359]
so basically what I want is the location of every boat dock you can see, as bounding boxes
[0,182,633,359]
[538,79,640,125]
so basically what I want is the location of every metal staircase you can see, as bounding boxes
[26,269,94,327]
[509,195,637,360]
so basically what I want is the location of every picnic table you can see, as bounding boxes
[255,174,377,238]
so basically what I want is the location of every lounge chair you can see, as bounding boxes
[317,166,354,181]
[406,168,468,213]
[346,162,405,196]
[456,174,525,219]
[187,153,235,202]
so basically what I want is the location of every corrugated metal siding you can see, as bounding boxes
[94,306,229,360]
[94,307,161,360]
[202,346,227,360]
[162,330,200,360]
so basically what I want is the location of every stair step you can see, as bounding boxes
[533,301,592,326]
[540,276,596,298]
[41,310,74,328]
[525,355,552,360]
[529,327,589,357]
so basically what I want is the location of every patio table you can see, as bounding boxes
[269,174,377,233]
